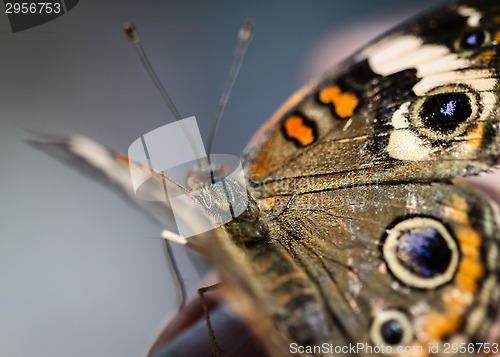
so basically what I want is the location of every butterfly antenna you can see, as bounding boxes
[124,23,182,120]
[123,23,202,162]
[205,19,255,163]
[125,23,195,309]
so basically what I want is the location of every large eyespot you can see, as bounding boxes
[370,310,413,347]
[420,92,472,133]
[455,29,490,51]
[410,85,480,141]
[382,217,460,289]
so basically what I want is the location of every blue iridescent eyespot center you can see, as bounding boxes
[420,93,471,133]
[396,227,452,278]
[460,30,486,48]
[440,100,456,116]
[380,319,404,345]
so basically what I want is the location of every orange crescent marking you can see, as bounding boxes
[283,115,316,146]
[248,81,316,148]
[319,85,358,118]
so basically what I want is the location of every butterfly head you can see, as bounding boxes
[185,162,232,190]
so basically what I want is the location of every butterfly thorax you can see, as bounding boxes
[189,167,270,245]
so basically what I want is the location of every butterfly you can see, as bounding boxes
[34,0,500,356]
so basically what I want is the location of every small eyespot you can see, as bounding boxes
[382,217,460,289]
[461,30,486,48]
[456,29,489,51]
[370,310,413,347]
[419,92,472,134]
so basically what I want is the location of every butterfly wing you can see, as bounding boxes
[31,135,218,245]
[235,0,500,355]
[268,181,500,352]
[243,0,500,197]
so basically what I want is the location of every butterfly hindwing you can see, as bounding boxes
[205,180,500,355]
[268,181,500,350]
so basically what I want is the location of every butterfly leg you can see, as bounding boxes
[161,230,189,309]
[198,283,224,357]
[161,229,188,245]
[161,230,228,354]
[162,237,188,309]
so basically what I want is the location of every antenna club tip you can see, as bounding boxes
[239,18,255,42]
[123,22,139,46]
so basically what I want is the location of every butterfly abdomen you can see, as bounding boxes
[242,238,332,348]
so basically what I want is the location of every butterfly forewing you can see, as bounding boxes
[243,0,500,197]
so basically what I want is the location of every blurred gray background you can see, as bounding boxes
[0,0,439,356]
